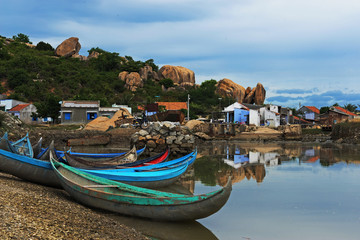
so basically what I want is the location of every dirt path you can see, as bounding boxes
[0,172,148,240]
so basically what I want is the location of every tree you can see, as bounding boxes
[34,95,61,123]
[343,103,357,112]
[320,106,329,114]
[35,41,54,51]
[159,78,174,88]
[12,33,32,44]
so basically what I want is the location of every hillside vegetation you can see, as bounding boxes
[0,34,233,119]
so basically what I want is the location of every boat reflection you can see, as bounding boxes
[108,214,219,240]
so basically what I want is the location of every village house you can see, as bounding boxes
[298,106,320,123]
[0,99,27,111]
[223,102,261,126]
[7,103,38,124]
[60,100,100,124]
[320,106,358,126]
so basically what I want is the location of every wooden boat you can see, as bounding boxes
[32,137,43,158]
[0,140,192,188]
[38,140,56,161]
[0,141,61,188]
[50,159,232,221]
[78,150,197,187]
[55,146,146,159]
[0,133,18,153]
[84,149,197,173]
[65,148,170,169]
[63,145,138,168]
[11,133,33,158]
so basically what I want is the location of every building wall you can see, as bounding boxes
[61,107,99,124]
[321,111,350,125]
[0,99,26,111]
[249,109,260,126]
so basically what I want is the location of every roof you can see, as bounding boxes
[305,106,320,114]
[156,102,187,110]
[241,103,264,110]
[292,115,311,123]
[61,100,99,108]
[333,106,357,117]
[223,102,249,112]
[8,104,30,112]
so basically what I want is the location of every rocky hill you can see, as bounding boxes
[0,34,266,118]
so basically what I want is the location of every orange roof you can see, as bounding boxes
[306,156,319,163]
[292,115,311,123]
[156,102,187,110]
[8,104,30,112]
[333,106,357,116]
[305,106,320,114]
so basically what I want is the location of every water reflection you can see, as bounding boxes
[187,142,360,188]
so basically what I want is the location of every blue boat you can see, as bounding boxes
[53,146,146,159]
[10,133,34,158]
[0,140,196,188]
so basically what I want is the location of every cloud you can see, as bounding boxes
[275,89,318,94]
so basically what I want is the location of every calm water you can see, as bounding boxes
[87,142,360,240]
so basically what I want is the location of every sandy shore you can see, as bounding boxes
[0,171,149,240]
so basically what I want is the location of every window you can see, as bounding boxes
[87,112,97,120]
[64,112,72,120]
[32,116,37,121]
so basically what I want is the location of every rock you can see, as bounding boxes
[72,53,87,61]
[243,87,255,104]
[169,131,177,136]
[147,140,156,148]
[216,78,246,102]
[55,37,81,57]
[194,132,213,140]
[158,65,195,86]
[174,135,184,144]
[166,136,177,144]
[145,135,152,140]
[254,83,266,105]
[138,130,149,136]
[139,65,152,80]
[118,71,129,81]
[245,86,252,96]
[124,72,143,91]
[153,122,161,132]
[156,138,165,145]
[185,120,204,131]
[88,51,100,59]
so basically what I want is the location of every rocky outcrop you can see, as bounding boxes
[139,65,159,81]
[254,83,266,105]
[55,37,81,57]
[216,78,246,102]
[118,71,143,91]
[243,87,255,104]
[88,51,100,59]
[158,65,195,87]
[216,79,266,105]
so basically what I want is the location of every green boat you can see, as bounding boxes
[50,158,232,221]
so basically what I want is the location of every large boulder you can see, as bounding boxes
[139,65,160,81]
[243,87,255,104]
[216,78,246,102]
[158,65,195,86]
[55,37,81,57]
[254,83,266,105]
[119,72,143,91]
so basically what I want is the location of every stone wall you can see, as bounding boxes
[130,122,196,154]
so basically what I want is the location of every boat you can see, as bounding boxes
[65,148,170,169]
[0,141,61,188]
[63,145,138,168]
[0,133,18,153]
[11,133,34,158]
[32,137,43,158]
[83,149,197,173]
[55,146,146,159]
[0,140,192,188]
[77,150,197,187]
[50,158,232,221]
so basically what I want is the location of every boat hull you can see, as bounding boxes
[53,161,232,221]
[0,149,61,188]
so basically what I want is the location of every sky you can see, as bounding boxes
[1,0,360,109]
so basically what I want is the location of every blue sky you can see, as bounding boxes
[1,0,360,108]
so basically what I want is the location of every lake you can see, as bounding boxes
[106,141,360,240]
